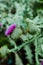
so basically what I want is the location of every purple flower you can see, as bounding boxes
[41,61,43,65]
[5,24,16,36]
[0,22,2,27]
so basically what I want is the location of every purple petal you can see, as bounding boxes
[41,61,43,65]
[5,24,16,36]
[0,22,2,27]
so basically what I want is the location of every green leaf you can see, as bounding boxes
[0,45,9,57]
[15,53,23,65]
[24,45,33,64]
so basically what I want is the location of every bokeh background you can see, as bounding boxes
[0,0,43,65]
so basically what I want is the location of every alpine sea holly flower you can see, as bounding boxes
[5,24,16,36]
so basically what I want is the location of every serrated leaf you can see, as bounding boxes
[38,37,43,55]
[24,45,33,64]
[15,53,23,65]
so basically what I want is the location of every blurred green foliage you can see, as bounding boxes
[0,0,43,65]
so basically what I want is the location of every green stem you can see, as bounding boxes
[9,34,42,53]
